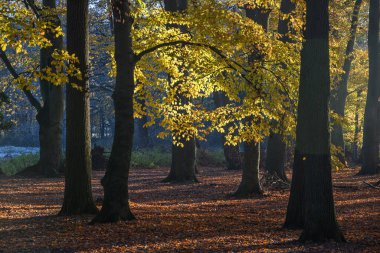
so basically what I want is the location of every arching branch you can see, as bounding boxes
[0,49,42,111]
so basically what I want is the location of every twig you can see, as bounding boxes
[363,181,380,189]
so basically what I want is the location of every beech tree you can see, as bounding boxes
[60,0,97,215]
[265,0,296,181]
[285,0,345,242]
[358,0,380,175]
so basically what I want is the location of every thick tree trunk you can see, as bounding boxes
[91,0,135,223]
[60,0,97,215]
[163,138,198,183]
[286,0,345,242]
[213,92,240,170]
[265,133,287,181]
[358,0,380,175]
[331,0,363,164]
[233,142,262,197]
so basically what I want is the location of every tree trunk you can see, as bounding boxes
[264,0,296,181]
[91,0,135,223]
[163,138,198,183]
[358,0,380,175]
[352,90,362,162]
[162,0,198,183]
[331,0,363,164]
[265,133,287,180]
[213,92,240,170]
[233,5,270,197]
[233,142,262,197]
[60,0,97,215]
[286,0,345,242]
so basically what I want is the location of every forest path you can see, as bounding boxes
[0,167,378,252]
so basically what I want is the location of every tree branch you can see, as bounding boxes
[0,49,42,111]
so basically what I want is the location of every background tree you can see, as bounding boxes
[358,0,380,175]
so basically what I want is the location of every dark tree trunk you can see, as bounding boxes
[91,0,135,223]
[135,98,150,149]
[60,0,97,215]
[213,92,240,170]
[264,0,296,181]
[163,138,198,183]
[331,0,363,164]
[162,0,198,183]
[352,90,362,162]
[286,0,345,242]
[233,5,270,197]
[265,133,287,180]
[233,142,262,197]
[358,0,380,175]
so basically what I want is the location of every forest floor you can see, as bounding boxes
[0,166,379,252]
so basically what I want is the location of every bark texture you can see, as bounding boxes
[233,142,262,197]
[162,0,198,183]
[330,0,363,163]
[60,0,97,215]
[92,0,135,223]
[358,0,380,175]
[286,0,345,242]
[233,5,270,197]
[265,0,296,181]
[37,0,64,177]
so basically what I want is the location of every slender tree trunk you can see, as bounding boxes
[331,0,363,164]
[358,0,380,175]
[60,0,97,215]
[266,133,287,180]
[352,90,362,162]
[135,98,150,149]
[91,0,135,223]
[286,0,345,242]
[265,0,296,181]
[233,5,270,196]
[213,92,240,170]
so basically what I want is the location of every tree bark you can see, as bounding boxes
[163,138,198,183]
[330,0,363,164]
[60,0,97,215]
[286,0,345,242]
[91,0,136,223]
[352,90,362,162]
[233,142,262,197]
[162,0,198,183]
[233,5,270,197]
[358,0,380,175]
[265,0,296,181]
[36,0,64,177]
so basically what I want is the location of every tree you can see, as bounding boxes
[37,0,65,177]
[286,0,345,242]
[60,0,98,215]
[162,0,198,183]
[330,0,363,164]
[358,0,380,175]
[265,0,296,181]
[233,4,270,197]
[0,0,69,177]
[92,0,136,222]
